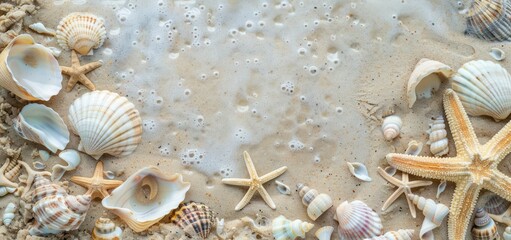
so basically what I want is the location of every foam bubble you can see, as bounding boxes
[116,8,131,23]
[181,148,205,166]
[234,128,250,144]
[280,81,295,95]
[143,119,157,132]
[288,139,305,151]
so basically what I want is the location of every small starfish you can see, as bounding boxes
[0,159,18,188]
[60,50,102,92]
[387,89,511,239]
[70,161,123,200]
[222,151,287,211]
[18,161,51,197]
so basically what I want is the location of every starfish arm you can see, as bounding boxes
[257,186,276,209]
[447,180,482,240]
[70,176,92,188]
[377,167,403,186]
[77,74,96,91]
[482,121,511,164]
[60,66,73,75]
[259,166,287,183]
[65,76,79,91]
[81,61,102,71]
[483,170,511,201]
[381,187,404,211]
[243,151,259,179]
[403,188,417,218]
[102,179,123,188]
[222,178,252,186]
[235,186,256,211]
[386,154,468,181]
[407,180,433,188]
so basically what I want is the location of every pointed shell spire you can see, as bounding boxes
[471,208,499,240]
[297,183,333,221]
[272,215,314,240]
[408,194,449,240]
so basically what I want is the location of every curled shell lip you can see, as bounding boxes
[347,162,372,182]
[407,58,452,108]
[51,149,81,181]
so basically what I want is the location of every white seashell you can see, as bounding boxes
[29,22,56,36]
[46,47,62,58]
[504,226,511,240]
[272,215,314,240]
[56,12,106,55]
[382,115,402,141]
[384,166,397,176]
[3,202,16,226]
[452,60,511,121]
[489,47,506,61]
[0,34,62,101]
[315,226,334,240]
[407,194,449,240]
[466,0,511,41]
[13,104,70,153]
[404,140,423,156]
[104,171,115,180]
[32,161,46,170]
[102,166,190,232]
[297,183,333,221]
[334,200,383,240]
[38,150,50,161]
[0,187,16,197]
[51,149,81,181]
[407,58,453,108]
[216,218,225,236]
[347,162,372,182]
[92,217,122,240]
[436,180,447,199]
[426,116,449,157]
[275,180,291,195]
[366,229,415,240]
[471,208,499,240]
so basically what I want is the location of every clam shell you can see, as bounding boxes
[366,229,415,240]
[2,202,16,226]
[297,183,333,221]
[51,149,81,181]
[407,194,449,240]
[381,115,402,141]
[471,208,499,240]
[466,0,511,41]
[452,60,511,121]
[489,47,506,61]
[484,194,511,215]
[426,116,449,157]
[68,90,143,160]
[102,166,190,232]
[56,12,106,55]
[347,162,372,182]
[272,215,314,240]
[407,58,452,108]
[315,226,334,240]
[92,217,122,240]
[334,200,383,240]
[170,202,216,239]
[0,34,62,101]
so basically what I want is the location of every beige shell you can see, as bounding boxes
[408,194,449,240]
[366,229,415,240]
[51,149,81,181]
[334,200,383,240]
[382,115,402,141]
[170,202,216,239]
[56,12,106,55]
[272,215,314,240]
[426,115,449,157]
[407,58,452,108]
[489,47,506,61]
[0,186,16,197]
[92,217,122,240]
[466,0,511,41]
[504,226,511,240]
[297,183,333,221]
[315,226,334,240]
[0,34,62,101]
[472,208,499,240]
[2,202,16,226]
[68,90,143,160]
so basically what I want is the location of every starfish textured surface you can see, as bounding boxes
[222,151,288,211]
[387,89,511,240]
[60,50,102,92]
[70,161,123,200]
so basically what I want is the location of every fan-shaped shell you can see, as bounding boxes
[334,200,383,240]
[427,115,449,157]
[56,12,106,55]
[452,60,511,121]
[272,215,314,240]
[170,202,216,239]
[92,217,122,240]
[484,194,510,215]
[315,226,334,240]
[407,58,452,108]
[347,162,372,182]
[297,183,333,221]
[382,115,402,141]
[68,90,143,160]
[408,194,449,240]
[471,208,499,240]
[366,229,415,240]
[466,0,511,41]
[3,202,16,226]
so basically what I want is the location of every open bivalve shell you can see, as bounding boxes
[56,12,106,55]
[68,90,143,160]
[13,104,69,153]
[102,166,191,232]
[0,34,62,101]
[407,58,452,108]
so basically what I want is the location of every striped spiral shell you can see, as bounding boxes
[56,12,106,55]
[92,217,122,240]
[408,194,449,240]
[427,116,449,157]
[472,208,499,240]
[4,159,21,181]
[170,202,216,239]
[382,115,402,141]
[334,200,383,240]
[484,194,511,215]
[297,183,333,221]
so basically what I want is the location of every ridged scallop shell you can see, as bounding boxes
[366,229,415,240]
[466,0,511,41]
[426,115,449,157]
[170,202,216,239]
[3,202,16,226]
[472,208,499,240]
[504,226,511,240]
[92,217,122,240]
[272,215,314,240]
[51,149,81,181]
[315,226,334,240]
[68,90,143,160]
[484,194,511,215]
[408,194,449,240]
[297,183,333,221]
[334,200,383,240]
[347,162,372,182]
[407,58,453,108]
[452,60,511,121]
[56,12,106,55]
[382,115,402,141]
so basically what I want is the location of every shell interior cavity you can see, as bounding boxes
[489,47,506,61]
[407,58,452,108]
[52,149,81,181]
[275,180,291,195]
[56,12,106,55]
[315,226,334,240]
[347,162,372,182]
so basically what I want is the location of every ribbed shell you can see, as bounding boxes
[31,174,67,203]
[170,202,216,239]
[426,116,449,157]
[406,58,452,108]
[335,200,383,240]
[56,12,106,55]
[92,217,122,240]
[365,229,415,240]
[297,183,333,221]
[408,194,449,240]
[4,159,21,181]
[68,90,142,160]
[466,0,511,41]
[452,60,511,121]
[0,186,16,197]
[381,115,402,141]
[272,215,314,240]
[315,226,334,240]
[484,195,511,215]
[471,208,499,240]
[3,202,16,226]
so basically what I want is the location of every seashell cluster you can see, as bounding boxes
[51,149,81,181]
[452,60,511,121]
[426,115,449,157]
[102,166,190,232]
[334,200,383,240]
[296,183,333,221]
[407,58,453,108]
[68,90,143,160]
[170,202,216,239]
[92,217,122,240]
[471,208,499,240]
[272,215,314,240]
[408,194,449,240]
[366,229,415,240]
[347,162,372,182]
[56,12,106,55]
[382,115,402,141]
[2,202,16,226]
[465,0,511,41]
[315,226,334,240]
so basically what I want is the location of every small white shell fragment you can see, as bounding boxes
[436,180,447,199]
[384,166,397,176]
[0,187,16,197]
[3,202,16,226]
[28,22,56,36]
[216,218,225,236]
[47,47,62,58]
[489,47,506,61]
[347,162,372,182]
[104,171,115,180]
[315,226,334,240]
[32,161,46,170]
[382,115,402,141]
[38,150,50,161]
[275,180,291,195]
[407,58,453,108]
[51,149,81,181]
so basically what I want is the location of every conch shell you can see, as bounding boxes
[56,12,106,55]
[408,194,449,240]
[296,183,333,221]
[272,215,314,240]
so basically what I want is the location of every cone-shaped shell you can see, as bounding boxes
[407,194,449,240]
[2,202,16,226]
[102,166,190,232]
[334,200,383,240]
[92,217,122,240]
[471,208,499,240]
[381,115,402,141]
[297,183,333,221]
[0,34,62,101]
[466,0,511,41]
[407,58,452,108]
[170,202,216,239]
[56,12,106,55]
[68,90,143,160]
[452,60,511,121]
[315,226,334,240]
[31,174,67,203]
[13,104,69,153]
[426,115,449,157]
[272,215,314,240]
[366,229,415,240]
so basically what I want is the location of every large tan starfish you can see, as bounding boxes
[387,89,511,239]
[60,50,102,92]
[70,161,123,200]
[222,151,287,211]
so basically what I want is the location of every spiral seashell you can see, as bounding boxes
[51,149,81,181]
[272,215,314,240]
[347,162,372,182]
[315,226,334,240]
[426,115,449,157]
[0,186,16,197]
[4,159,21,181]
[484,194,511,215]
[3,202,16,226]
[366,229,415,240]
[170,202,216,239]
[334,200,383,240]
[382,115,402,141]
[56,12,106,55]
[466,0,511,41]
[503,226,511,240]
[31,174,67,203]
[68,90,143,160]
[452,60,511,121]
[472,208,499,240]
[92,217,122,240]
[407,58,453,108]
[29,22,56,36]
[407,194,449,240]
[296,183,333,221]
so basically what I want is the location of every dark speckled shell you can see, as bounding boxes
[170,202,216,239]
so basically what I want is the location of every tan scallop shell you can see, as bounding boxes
[466,0,511,41]
[56,12,106,55]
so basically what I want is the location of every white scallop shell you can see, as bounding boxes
[315,226,334,240]
[366,229,415,240]
[0,187,16,197]
[452,60,511,121]
[297,183,333,221]
[472,208,498,240]
[408,194,449,240]
[68,90,143,160]
[504,226,511,240]
[466,0,511,41]
[489,47,506,61]
[51,149,81,181]
[92,217,122,240]
[347,162,372,182]
[275,180,291,195]
[3,202,16,226]
[272,215,314,240]
[426,116,449,157]
[382,115,402,141]
[334,200,383,240]
[56,12,106,55]
[407,58,452,108]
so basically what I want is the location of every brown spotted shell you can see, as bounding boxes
[170,202,216,239]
